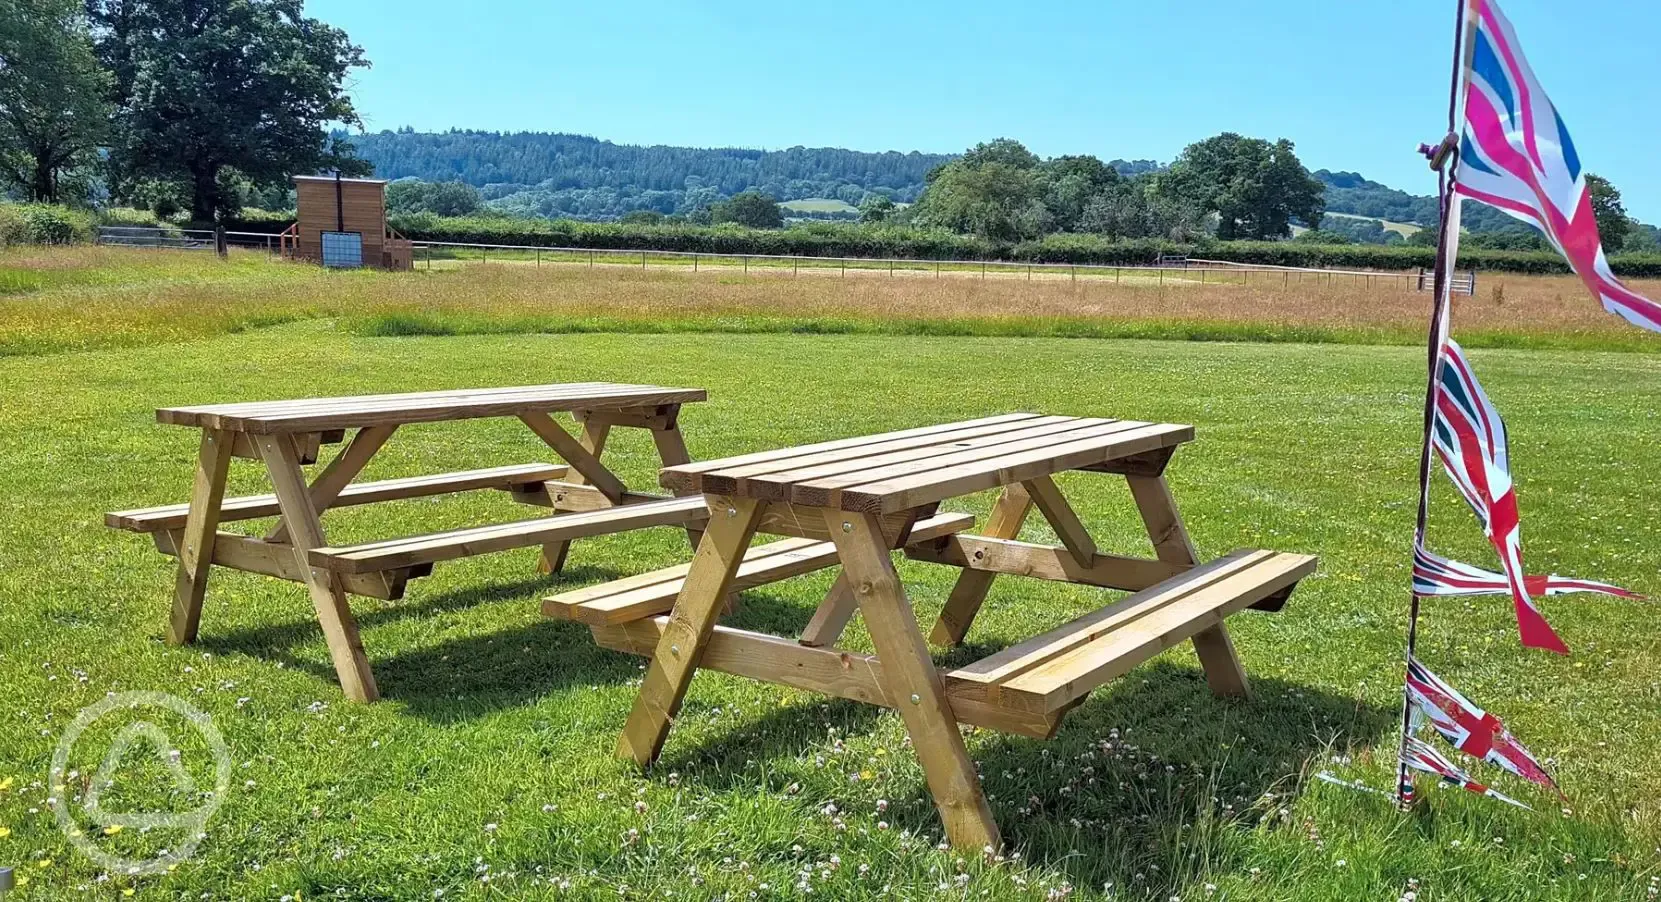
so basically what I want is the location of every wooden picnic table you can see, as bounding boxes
[108,382,710,702]
[545,413,1317,850]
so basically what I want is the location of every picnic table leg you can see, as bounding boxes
[255,434,379,703]
[648,413,741,614]
[1127,473,1252,700]
[828,510,1000,852]
[167,429,234,645]
[527,416,611,575]
[929,485,1032,647]
[617,496,763,767]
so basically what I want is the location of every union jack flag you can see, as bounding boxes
[1454,0,1661,332]
[1413,545,1642,602]
[1431,338,1567,653]
[1401,737,1532,810]
[1406,657,1562,796]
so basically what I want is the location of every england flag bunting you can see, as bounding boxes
[1406,657,1563,797]
[1401,737,1532,810]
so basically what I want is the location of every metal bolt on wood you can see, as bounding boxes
[842,521,852,533]
[910,694,921,705]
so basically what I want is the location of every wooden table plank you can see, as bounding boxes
[660,413,1041,493]
[159,383,707,433]
[695,415,1075,497]
[745,417,1113,507]
[839,422,1194,513]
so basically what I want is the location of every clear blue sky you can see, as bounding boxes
[308,0,1661,220]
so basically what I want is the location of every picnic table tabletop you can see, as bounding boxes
[156,382,708,433]
[660,412,1194,513]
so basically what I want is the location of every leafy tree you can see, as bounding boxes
[1163,134,1324,239]
[1405,227,1439,248]
[1079,177,1201,241]
[912,139,1050,240]
[1584,173,1631,249]
[1624,222,1661,253]
[87,0,369,221]
[619,209,665,225]
[710,190,783,229]
[858,194,895,224]
[386,178,480,216]
[421,181,480,216]
[0,0,109,202]
[1038,155,1120,232]
[955,137,1040,171]
[1464,228,1548,251]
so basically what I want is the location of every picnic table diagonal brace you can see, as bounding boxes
[520,404,707,574]
[929,484,1033,646]
[532,416,611,574]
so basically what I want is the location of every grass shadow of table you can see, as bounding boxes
[964,661,1391,887]
[656,638,1390,897]
[197,565,640,715]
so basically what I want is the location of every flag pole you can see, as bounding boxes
[1397,0,1480,811]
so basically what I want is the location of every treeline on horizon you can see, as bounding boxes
[358,131,1661,254]
[6,0,1659,257]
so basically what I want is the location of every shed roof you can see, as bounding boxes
[294,175,389,186]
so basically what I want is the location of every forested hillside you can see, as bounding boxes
[347,130,1171,222]
[1314,169,1517,231]
[317,131,1660,250]
[348,129,951,220]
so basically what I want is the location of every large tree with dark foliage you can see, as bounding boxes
[1584,173,1631,250]
[1162,133,1324,239]
[87,0,368,221]
[0,0,109,202]
[711,191,783,229]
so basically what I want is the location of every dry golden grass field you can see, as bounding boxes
[3,247,1659,357]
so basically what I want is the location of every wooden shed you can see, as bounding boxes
[281,174,412,270]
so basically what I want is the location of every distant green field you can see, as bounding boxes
[1324,212,1425,238]
[781,197,859,214]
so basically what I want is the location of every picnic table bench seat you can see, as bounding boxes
[106,462,571,533]
[942,549,1315,723]
[544,510,975,626]
[308,494,710,574]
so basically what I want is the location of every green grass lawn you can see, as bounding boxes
[1,320,1658,900]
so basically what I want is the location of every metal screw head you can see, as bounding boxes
[726,506,737,518]
[841,521,853,533]
[670,645,681,658]
[909,693,921,705]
